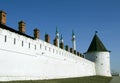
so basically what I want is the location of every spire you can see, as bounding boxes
[95,31,98,34]
[72,30,76,50]
[60,34,64,49]
[56,26,58,34]
[72,30,76,40]
[72,30,75,36]
[87,32,108,53]
[60,34,63,43]
[55,26,59,47]
[55,26,59,38]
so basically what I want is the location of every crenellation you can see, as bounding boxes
[0,27,94,61]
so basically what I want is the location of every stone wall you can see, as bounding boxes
[0,28,96,81]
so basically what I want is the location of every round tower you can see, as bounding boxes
[85,32,111,77]
[72,30,76,50]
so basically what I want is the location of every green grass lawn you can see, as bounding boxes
[0,76,112,83]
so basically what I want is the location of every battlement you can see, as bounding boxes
[0,25,85,61]
[0,10,84,58]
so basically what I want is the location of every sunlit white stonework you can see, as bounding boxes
[0,10,111,81]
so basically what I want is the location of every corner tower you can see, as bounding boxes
[85,32,111,77]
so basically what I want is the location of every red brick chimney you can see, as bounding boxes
[34,28,40,39]
[45,33,50,43]
[60,42,64,49]
[53,38,58,47]
[18,21,26,33]
[0,10,7,25]
[70,48,73,53]
[74,50,76,55]
[65,45,69,51]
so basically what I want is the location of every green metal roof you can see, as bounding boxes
[56,26,58,34]
[87,33,108,52]
[72,30,75,36]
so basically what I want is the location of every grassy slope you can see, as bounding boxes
[110,76,120,83]
[0,76,112,83]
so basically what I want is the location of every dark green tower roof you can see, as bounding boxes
[87,33,108,53]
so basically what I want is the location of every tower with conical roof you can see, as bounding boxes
[72,30,76,51]
[85,32,111,77]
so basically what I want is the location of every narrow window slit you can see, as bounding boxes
[14,38,16,45]
[5,35,7,42]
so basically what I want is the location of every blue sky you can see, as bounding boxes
[1,0,120,73]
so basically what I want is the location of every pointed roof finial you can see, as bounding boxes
[60,34,64,42]
[56,26,58,34]
[72,30,75,36]
[95,31,98,34]
[60,34,63,40]
[45,32,47,35]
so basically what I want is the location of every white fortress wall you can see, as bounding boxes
[0,28,96,81]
